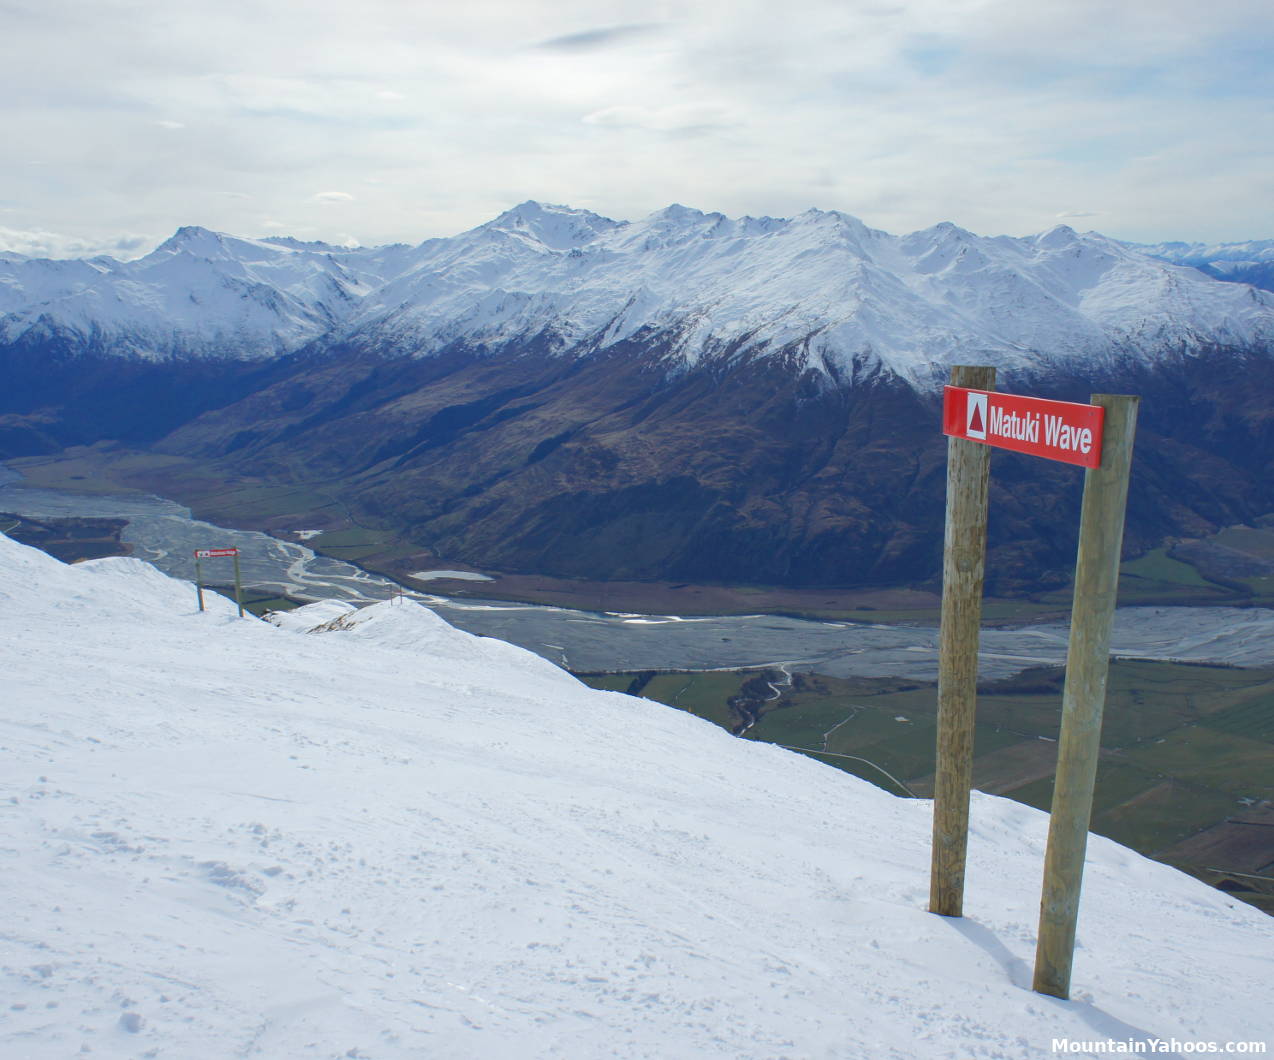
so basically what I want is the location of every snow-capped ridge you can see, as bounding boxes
[1125,238,1274,294]
[479,200,623,252]
[0,222,424,358]
[155,224,227,255]
[1131,237,1274,266]
[4,205,1274,380]
[1034,223,1081,249]
[648,203,712,225]
[261,235,374,253]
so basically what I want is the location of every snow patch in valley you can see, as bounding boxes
[409,569,495,582]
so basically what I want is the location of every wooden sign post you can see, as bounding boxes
[1033,394,1139,999]
[194,554,206,612]
[930,364,995,918]
[931,371,1139,1001]
[193,547,245,618]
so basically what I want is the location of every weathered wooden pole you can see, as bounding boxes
[195,555,205,612]
[1033,394,1139,999]
[232,551,245,618]
[929,364,996,918]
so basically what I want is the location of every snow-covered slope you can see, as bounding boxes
[2,533,1271,1058]
[4,204,1272,382]
[0,228,413,359]
[1130,239,1274,270]
[1129,239,1274,294]
[353,205,1274,385]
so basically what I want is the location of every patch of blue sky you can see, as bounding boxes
[900,35,960,77]
[966,54,1160,95]
[1097,64,1173,98]
[1038,140,1138,171]
[972,29,1272,102]
[1065,55,1270,102]
[1184,34,1274,99]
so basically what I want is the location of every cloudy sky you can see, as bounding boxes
[2,0,1271,257]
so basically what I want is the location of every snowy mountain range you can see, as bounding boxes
[1132,238,1274,294]
[3,202,1273,386]
[3,531,1271,1056]
[2,203,1273,592]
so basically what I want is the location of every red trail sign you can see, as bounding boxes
[942,387,1105,469]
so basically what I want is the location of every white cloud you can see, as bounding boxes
[581,102,734,133]
[531,22,664,52]
[0,225,152,259]
[0,0,1269,248]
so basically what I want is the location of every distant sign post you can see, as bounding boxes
[930,370,1139,1002]
[193,548,244,618]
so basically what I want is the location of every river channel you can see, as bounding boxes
[4,467,1274,681]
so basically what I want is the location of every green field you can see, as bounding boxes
[579,659,1274,914]
[1122,547,1218,588]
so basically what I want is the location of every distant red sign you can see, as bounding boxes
[194,548,239,559]
[942,387,1105,469]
